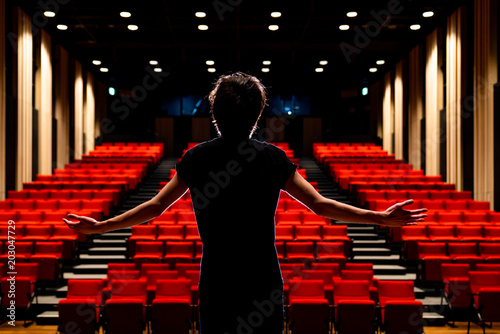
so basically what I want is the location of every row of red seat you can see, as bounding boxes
[6,189,119,205]
[360,190,474,206]
[0,199,111,217]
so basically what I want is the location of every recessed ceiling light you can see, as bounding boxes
[120,11,131,18]
[376,60,385,65]
[206,60,215,65]
[100,68,109,72]
[207,68,216,73]
[92,60,102,65]
[410,24,421,30]
[127,24,138,31]
[149,60,158,65]
[422,11,434,18]
[154,68,162,72]
[198,25,209,31]
[263,60,271,65]
[369,68,378,73]
[346,12,357,18]
[315,68,324,73]
[57,24,68,30]
[339,25,350,31]
[44,11,56,17]
[195,12,207,18]
[271,12,281,18]
[261,68,270,73]
[319,60,328,65]
[268,25,279,31]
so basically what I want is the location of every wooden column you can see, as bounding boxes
[35,29,52,174]
[394,61,404,160]
[382,72,394,154]
[0,0,5,199]
[425,29,444,176]
[54,46,70,169]
[473,0,497,206]
[408,45,424,171]
[74,61,83,160]
[84,71,95,154]
[16,8,33,189]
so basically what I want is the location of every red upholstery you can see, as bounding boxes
[288,279,329,334]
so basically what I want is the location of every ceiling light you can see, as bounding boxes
[410,24,421,30]
[422,11,434,18]
[149,60,158,65]
[154,68,162,72]
[319,60,328,65]
[195,12,207,18]
[127,24,139,31]
[57,24,68,30]
[44,11,56,17]
[263,60,271,65]
[268,25,279,31]
[369,68,377,73]
[376,60,385,65]
[271,12,281,18]
[346,12,357,18]
[315,68,324,73]
[109,87,116,96]
[120,11,131,18]
[261,68,270,73]
[206,60,215,65]
[198,25,209,31]
[362,87,368,96]
[207,68,216,73]
[92,60,102,65]
[100,68,109,72]
[339,25,349,31]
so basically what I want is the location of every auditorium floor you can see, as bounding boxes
[1,322,500,333]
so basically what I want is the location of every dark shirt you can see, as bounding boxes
[176,137,297,333]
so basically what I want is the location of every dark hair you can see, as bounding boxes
[209,72,267,139]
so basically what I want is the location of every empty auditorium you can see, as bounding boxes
[2,0,500,333]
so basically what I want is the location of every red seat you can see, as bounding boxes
[139,263,170,277]
[48,226,78,260]
[183,225,201,241]
[474,264,500,272]
[484,226,500,242]
[184,270,201,304]
[145,270,178,304]
[333,280,376,334]
[302,212,328,225]
[468,271,500,310]
[23,225,52,241]
[472,288,500,333]
[58,279,105,334]
[175,263,200,278]
[428,225,458,241]
[295,225,322,241]
[456,226,485,242]
[286,242,316,263]
[30,241,63,281]
[448,242,482,264]
[315,241,346,265]
[479,243,500,262]
[341,270,378,302]
[156,225,184,241]
[275,225,295,242]
[301,270,335,305]
[151,279,192,334]
[440,263,471,317]
[401,225,429,260]
[418,242,451,282]
[104,279,147,334]
[377,281,423,334]
[0,241,32,264]
[163,241,194,268]
[133,241,164,266]
[288,279,329,334]
[277,212,302,225]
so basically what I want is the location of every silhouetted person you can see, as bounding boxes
[65,72,427,334]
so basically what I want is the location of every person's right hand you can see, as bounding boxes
[380,199,428,227]
[63,214,106,235]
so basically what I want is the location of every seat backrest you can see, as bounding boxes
[402,225,427,237]
[287,241,314,253]
[474,264,500,272]
[146,271,178,286]
[34,241,63,255]
[418,242,447,256]
[341,270,374,286]
[132,225,157,236]
[448,242,478,256]
[309,263,340,277]
[107,270,141,287]
[155,278,191,298]
[67,279,105,305]
[344,263,373,272]
[165,241,193,253]
[469,272,500,294]
[16,263,38,282]
[428,225,455,236]
[456,225,483,237]
[301,270,334,284]
[322,225,348,236]
[140,263,170,277]
[441,263,470,282]
[377,281,415,306]
[110,279,147,303]
[479,243,500,255]
[135,241,163,254]
[108,263,136,272]
[484,226,500,237]
[316,242,344,255]
[289,279,325,299]
[333,280,370,305]
[184,270,200,286]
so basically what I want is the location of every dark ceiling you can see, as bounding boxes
[16,0,465,94]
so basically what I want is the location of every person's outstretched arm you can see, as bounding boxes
[63,173,188,234]
[285,171,427,227]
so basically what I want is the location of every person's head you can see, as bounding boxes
[208,72,267,139]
